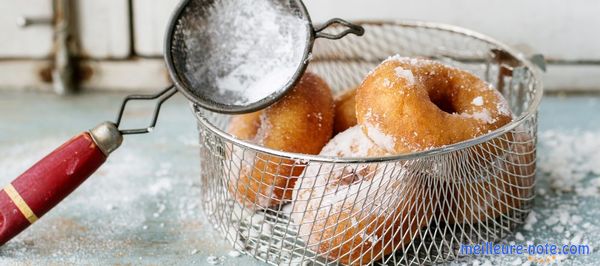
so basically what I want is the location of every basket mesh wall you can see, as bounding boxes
[195,22,540,265]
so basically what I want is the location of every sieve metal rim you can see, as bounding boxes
[192,20,544,163]
[163,0,320,114]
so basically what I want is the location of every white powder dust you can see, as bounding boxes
[538,130,600,195]
[365,124,396,152]
[206,255,221,265]
[471,96,484,106]
[319,126,375,158]
[461,109,495,124]
[394,66,415,84]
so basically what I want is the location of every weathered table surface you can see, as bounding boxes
[0,92,598,265]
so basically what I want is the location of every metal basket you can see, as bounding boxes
[193,21,542,265]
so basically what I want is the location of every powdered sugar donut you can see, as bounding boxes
[319,126,386,158]
[227,72,335,208]
[291,126,433,265]
[356,56,512,154]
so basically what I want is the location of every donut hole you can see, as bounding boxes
[429,93,457,114]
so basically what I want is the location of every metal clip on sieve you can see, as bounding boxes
[0,0,363,246]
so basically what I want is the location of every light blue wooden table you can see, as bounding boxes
[0,92,598,265]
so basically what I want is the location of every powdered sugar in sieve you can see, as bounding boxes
[178,0,309,106]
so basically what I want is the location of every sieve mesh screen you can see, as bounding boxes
[169,0,310,111]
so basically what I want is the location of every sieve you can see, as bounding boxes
[0,0,363,245]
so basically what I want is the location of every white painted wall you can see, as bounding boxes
[0,1,53,58]
[76,0,131,58]
[1,0,599,91]
[303,0,600,61]
[132,0,180,56]
[129,0,600,62]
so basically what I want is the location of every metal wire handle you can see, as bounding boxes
[314,18,366,40]
[115,86,178,135]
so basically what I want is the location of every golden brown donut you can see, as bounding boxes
[292,126,433,265]
[354,56,522,225]
[356,56,513,154]
[227,111,262,141]
[334,88,358,134]
[227,72,335,208]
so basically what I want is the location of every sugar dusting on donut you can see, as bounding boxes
[491,87,512,116]
[320,126,376,157]
[384,54,420,66]
[291,126,422,264]
[292,126,390,225]
[472,96,484,106]
[461,109,495,124]
[462,89,512,124]
[356,55,514,153]
[293,160,409,264]
[394,66,416,84]
[362,108,398,153]
[365,124,397,152]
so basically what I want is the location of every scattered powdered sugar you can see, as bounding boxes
[215,201,307,264]
[227,250,242,257]
[510,258,522,265]
[515,232,525,241]
[206,255,223,265]
[467,127,600,266]
[538,130,600,195]
[523,210,538,231]
[0,131,213,264]
[148,177,173,196]
[181,0,308,105]
[394,66,415,84]
[361,230,380,244]
[471,96,484,106]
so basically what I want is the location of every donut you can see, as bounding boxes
[227,111,262,141]
[354,56,520,225]
[355,56,513,154]
[292,126,433,265]
[333,88,358,134]
[440,131,535,224]
[319,126,386,158]
[227,72,335,208]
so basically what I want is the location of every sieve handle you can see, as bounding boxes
[0,122,122,245]
[314,18,365,40]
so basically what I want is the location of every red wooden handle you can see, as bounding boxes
[0,122,122,245]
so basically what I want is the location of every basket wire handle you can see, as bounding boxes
[115,86,178,135]
[314,18,365,40]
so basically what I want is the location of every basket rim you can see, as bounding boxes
[192,20,543,164]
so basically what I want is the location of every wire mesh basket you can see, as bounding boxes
[193,21,542,265]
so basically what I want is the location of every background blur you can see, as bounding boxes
[1,0,599,93]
